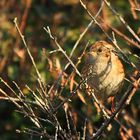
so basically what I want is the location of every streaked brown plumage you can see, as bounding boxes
[81,41,125,103]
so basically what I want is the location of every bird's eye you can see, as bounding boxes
[98,48,102,52]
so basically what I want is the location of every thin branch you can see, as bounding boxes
[44,26,81,77]
[47,1,104,98]
[82,119,87,140]
[91,75,140,139]
[99,17,140,49]
[69,0,104,58]
[103,0,140,43]
[129,0,138,19]
[64,104,72,138]
[14,17,42,80]
[55,125,58,140]
[52,77,88,114]
[80,0,138,70]
[57,41,90,97]
[0,88,22,108]
[0,96,37,104]
[91,91,110,119]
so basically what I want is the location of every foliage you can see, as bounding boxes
[0,0,140,140]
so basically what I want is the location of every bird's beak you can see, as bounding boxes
[85,52,96,63]
[88,51,97,58]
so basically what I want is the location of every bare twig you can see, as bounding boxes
[98,17,140,49]
[14,18,54,126]
[0,87,22,108]
[129,0,138,19]
[44,26,81,77]
[80,0,138,70]
[79,1,140,139]
[14,17,42,80]
[69,0,104,58]
[18,128,54,139]
[91,91,110,119]
[43,1,104,107]
[82,119,87,140]
[91,74,140,139]
[64,104,72,139]
[55,125,58,140]
[44,39,87,115]
[0,78,42,128]
[104,0,140,43]
[57,41,90,97]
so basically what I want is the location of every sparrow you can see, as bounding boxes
[81,41,125,105]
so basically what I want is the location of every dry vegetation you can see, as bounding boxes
[0,0,140,140]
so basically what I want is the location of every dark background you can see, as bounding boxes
[0,0,140,139]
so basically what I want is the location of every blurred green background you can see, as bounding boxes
[0,0,140,139]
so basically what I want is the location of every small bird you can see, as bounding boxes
[81,41,125,106]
